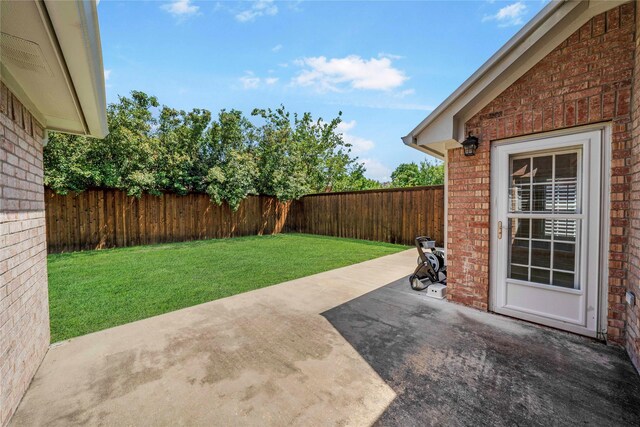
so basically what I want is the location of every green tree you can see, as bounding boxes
[44,91,160,196]
[251,106,354,200]
[155,107,212,194]
[203,110,257,210]
[43,133,93,193]
[44,91,382,208]
[418,159,444,186]
[390,159,444,188]
[391,162,421,187]
[333,163,382,191]
[95,91,160,196]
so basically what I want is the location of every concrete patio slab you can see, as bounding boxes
[10,250,416,427]
[11,248,640,426]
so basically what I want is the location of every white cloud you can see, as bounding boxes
[483,1,528,27]
[239,73,278,89]
[336,120,374,154]
[385,103,433,111]
[293,55,408,92]
[287,1,303,12]
[343,134,375,154]
[236,0,278,22]
[398,88,415,98]
[240,76,261,89]
[361,158,392,182]
[272,44,283,52]
[336,120,356,133]
[162,0,199,18]
[104,69,111,81]
[378,52,403,60]
[326,99,434,112]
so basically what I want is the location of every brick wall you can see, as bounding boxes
[447,3,635,344]
[628,2,640,371]
[0,82,50,425]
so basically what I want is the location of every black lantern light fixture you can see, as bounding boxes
[461,133,479,156]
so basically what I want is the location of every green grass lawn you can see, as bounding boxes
[48,233,407,342]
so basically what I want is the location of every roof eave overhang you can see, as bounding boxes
[403,0,627,154]
[43,0,108,138]
[402,136,448,161]
[1,0,108,138]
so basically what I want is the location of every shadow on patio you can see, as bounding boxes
[322,277,640,426]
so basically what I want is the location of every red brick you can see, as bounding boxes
[565,101,576,126]
[627,0,640,373]
[0,85,49,426]
[449,4,637,360]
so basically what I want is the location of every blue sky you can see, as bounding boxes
[98,0,548,181]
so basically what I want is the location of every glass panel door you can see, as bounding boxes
[492,129,602,336]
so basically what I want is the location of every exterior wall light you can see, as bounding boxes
[461,133,479,156]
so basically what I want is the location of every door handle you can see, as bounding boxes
[498,221,503,239]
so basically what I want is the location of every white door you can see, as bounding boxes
[491,130,602,337]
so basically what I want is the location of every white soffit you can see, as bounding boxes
[0,0,107,138]
[402,0,628,159]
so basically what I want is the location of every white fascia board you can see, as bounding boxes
[43,0,108,138]
[402,0,626,154]
[402,138,447,160]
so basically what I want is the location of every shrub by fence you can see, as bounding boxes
[45,185,444,253]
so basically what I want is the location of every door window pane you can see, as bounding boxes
[532,185,553,212]
[511,218,530,239]
[510,239,529,265]
[531,268,550,285]
[510,186,531,212]
[533,156,553,183]
[531,219,552,240]
[553,219,576,241]
[554,183,577,212]
[556,153,577,181]
[510,265,528,281]
[512,158,530,184]
[553,242,576,271]
[531,241,551,268]
[553,272,575,288]
[531,185,553,212]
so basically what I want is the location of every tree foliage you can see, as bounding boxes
[390,159,444,187]
[333,163,382,191]
[44,91,375,209]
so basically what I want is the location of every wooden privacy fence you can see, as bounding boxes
[45,189,290,253]
[45,185,444,253]
[286,186,444,247]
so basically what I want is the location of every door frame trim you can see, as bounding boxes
[489,123,611,339]
[598,125,611,340]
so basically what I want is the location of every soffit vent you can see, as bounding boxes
[0,32,53,77]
